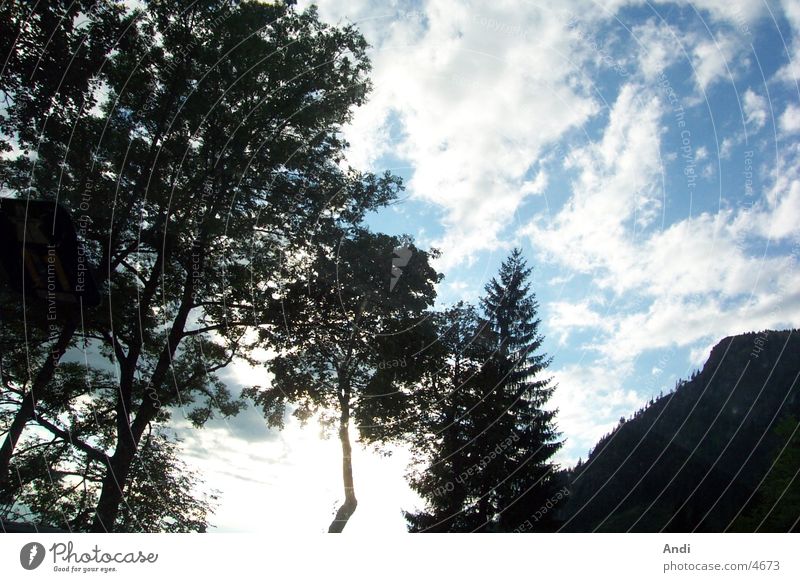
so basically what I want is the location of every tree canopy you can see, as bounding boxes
[246,226,441,532]
[1,1,586,537]
[1,0,410,531]
[405,250,562,532]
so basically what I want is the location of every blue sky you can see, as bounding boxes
[174,0,800,532]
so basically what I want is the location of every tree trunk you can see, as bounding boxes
[90,399,157,532]
[0,319,77,486]
[328,405,357,533]
[90,242,202,532]
[90,445,135,532]
[0,391,35,488]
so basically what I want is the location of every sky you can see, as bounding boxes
[169,0,800,533]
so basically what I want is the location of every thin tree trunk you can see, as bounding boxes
[0,319,77,486]
[328,405,357,533]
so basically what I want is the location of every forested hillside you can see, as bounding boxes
[561,330,800,532]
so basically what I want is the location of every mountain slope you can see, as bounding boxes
[559,329,800,532]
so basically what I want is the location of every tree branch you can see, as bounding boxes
[101,329,127,367]
[33,416,108,466]
[119,259,149,286]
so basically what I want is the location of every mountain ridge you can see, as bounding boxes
[558,329,800,532]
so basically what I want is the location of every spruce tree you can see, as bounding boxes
[405,250,562,532]
[479,248,562,531]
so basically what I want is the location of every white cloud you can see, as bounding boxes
[691,33,739,93]
[779,103,800,135]
[720,136,739,159]
[635,212,778,298]
[548,360,640,463]
[521,169,549,196]
[530,202,800,364]
[308,1,603,269]
[593,286,800,367]
[521,69,800,375]
[631,19,686,80]
[688,340,717,367]
[775,0,800,84]
[549,298,613,345]
[301,0,782,280]
[521,83,664,286]
[445,279,479,302]
[177,413,419,533]
[751,141,800,240]
[743,88,768,132]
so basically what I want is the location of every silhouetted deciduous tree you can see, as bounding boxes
[1,0,401,531]
[247,227,440,532]
[4,411,216,532]
[0,0,129,488]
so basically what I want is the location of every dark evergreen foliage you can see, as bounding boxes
[561,330,800,532]
[406,249,563,532]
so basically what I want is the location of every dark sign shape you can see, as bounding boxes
[0,198,100,307]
